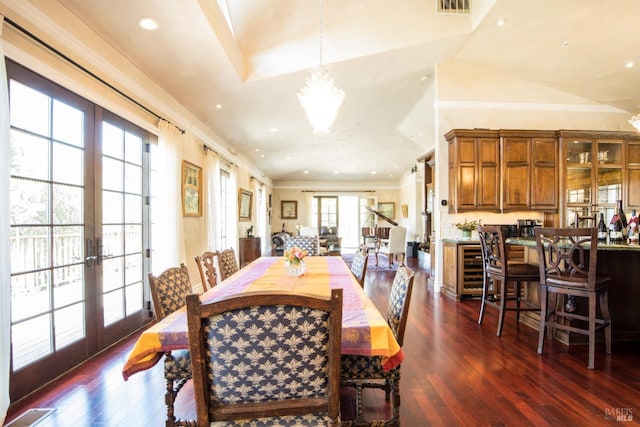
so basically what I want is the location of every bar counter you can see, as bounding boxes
[507,236,640,344]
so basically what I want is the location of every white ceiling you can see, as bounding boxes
[39,0,640,183]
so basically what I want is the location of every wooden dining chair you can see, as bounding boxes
[194,251,218,291]
[148,263,193,426]
[341,266,415,425]
[185,289,343,426]
[216,247,239,280]
[535,227,612,369]
[477,225,540,336]
[350,246,369,288]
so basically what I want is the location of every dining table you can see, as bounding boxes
[122,255,404,380]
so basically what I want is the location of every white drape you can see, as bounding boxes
[0,16,12,424]
[204,150,221,249]
[228,167,239,253]
[151,120,186,273]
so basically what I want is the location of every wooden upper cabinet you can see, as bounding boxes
[446,129,500,212]
[626,141,640,208]
[502,131,558,211]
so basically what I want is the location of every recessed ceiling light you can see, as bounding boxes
[286,156,291,160]
[625,61,635,69]
[260,154,264,158]
[371,171,376,175]
[137,17,158,30]
[333,171,339,174]
[496,18,506,26]
[269,127,278,132]
[255,148,260,152]
[215,104,222,109]
[304,170,309,174]
[560,40,570,47]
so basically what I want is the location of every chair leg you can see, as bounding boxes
[165,379,177,427]
[515,282,522,325]
[478,276,489,325]
[538,286,548,355]
[497,279,507,336]
[588,294,596,369]
[600,289,612,354]
[391,376,401,426]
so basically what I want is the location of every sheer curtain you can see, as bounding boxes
[251,179,266,253]
[227,166,239,253]
[0,17,11,424]
[204,149,221,249]
[151,120,186,272]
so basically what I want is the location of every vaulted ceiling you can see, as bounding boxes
[16,0,640,183]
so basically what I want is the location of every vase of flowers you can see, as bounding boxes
[284,246,308,276]
[454,219,481,239]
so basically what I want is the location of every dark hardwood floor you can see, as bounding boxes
[4,254,640,426]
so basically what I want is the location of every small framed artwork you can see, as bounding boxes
[281,200,298,220]
[378,202,395,220]
[239,189,253,221]
[182,160,202,217]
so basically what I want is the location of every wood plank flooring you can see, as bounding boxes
[4,254,640,426]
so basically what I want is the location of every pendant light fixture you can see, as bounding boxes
[297,0,345,134]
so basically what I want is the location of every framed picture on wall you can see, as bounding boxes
[377,202,395,220]
[182,160,202,217]
[239,188,253,221]
[281,200,297,219]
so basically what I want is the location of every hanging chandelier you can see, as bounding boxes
[629,114,640,131]
[297,0,345,134]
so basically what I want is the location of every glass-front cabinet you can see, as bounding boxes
[561,131,625,227]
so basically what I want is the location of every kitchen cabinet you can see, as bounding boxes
[559,130,640,226]
[239,237,261,267]
[446,129,500,212]
[501,131,558,211]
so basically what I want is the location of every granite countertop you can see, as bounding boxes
[442,238,480,244]
[506,236,640,251]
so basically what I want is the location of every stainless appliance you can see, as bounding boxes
[517,219,541,237]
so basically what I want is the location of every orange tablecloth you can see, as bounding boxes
[122,256,403,380]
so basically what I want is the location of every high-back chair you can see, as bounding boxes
[284,234,320,256]
[194,251,218,291]
[350,246,369,288]
[535,227,612,369]
[574,212,597,228]
[375,226,407,268]
[477,225,540,336]
[148,264,193,426]
[341,266,415,425]
[216,248,239,280]
[185,289,343,426]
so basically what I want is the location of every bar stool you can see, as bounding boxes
[477,225,540,336]
[534,227,611,369]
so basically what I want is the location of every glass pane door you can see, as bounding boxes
[7,60,150,401]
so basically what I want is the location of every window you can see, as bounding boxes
[313,196,338,232]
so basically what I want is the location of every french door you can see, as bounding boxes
[7,60,150,400]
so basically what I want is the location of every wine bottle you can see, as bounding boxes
[610,211,624,241]
[628,209,639,242]
[597,213,608,240]
[617,200,628,228]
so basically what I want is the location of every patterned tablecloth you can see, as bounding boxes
[122,256,403,379]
